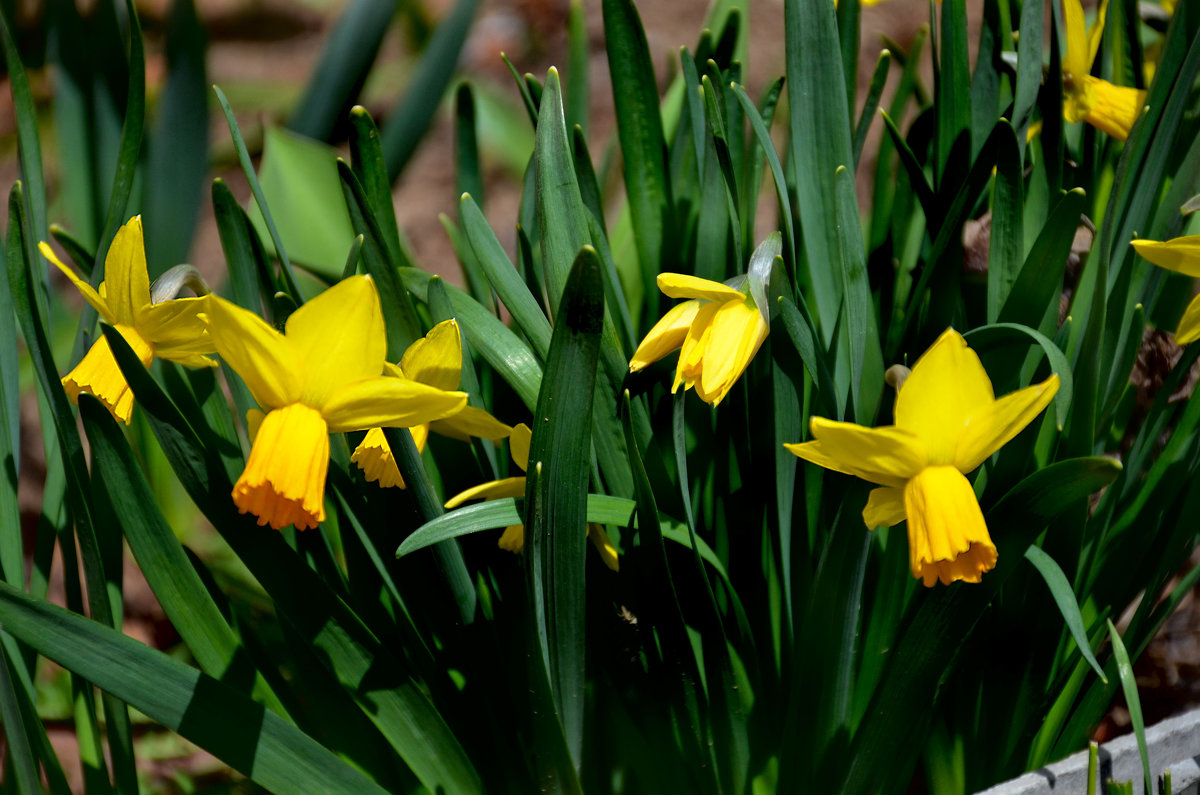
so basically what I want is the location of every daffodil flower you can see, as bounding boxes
[1131,236,1200,344]
[40,216,216,424]
[630,233,780,406]
[1063,0,1147,141]
[351,318,512,488]
[786,328,1059,587]
[444,423,619,571]
[206,275,468,530]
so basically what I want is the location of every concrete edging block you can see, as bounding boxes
[975,708,1200,795]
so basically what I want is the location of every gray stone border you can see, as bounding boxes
[975,708,1200,795]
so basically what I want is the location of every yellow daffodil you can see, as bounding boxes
[630,233,780,406]
[207,275,468,530]
[1063,0,1147,141]
[786,328,1059,587]
[1131,236,1200,344]
[351,319,511,488]
[444,423,619,571]
[40,216,216,424]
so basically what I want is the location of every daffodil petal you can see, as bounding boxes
[955,375,1059,473]
[232,403,328,530]
[894,328,994,465]
[401,319,462,391]
[1085,0,1110,70]
[698,298,768,405]
[785,418,926,487]
[1131,237,1200,278]
[675,301,721,391]
[588,524,620,572]
[1063,0,1090,79]
[103,216,152,324]
[629,300,701,372]
[497,525,525,553]
[207,295,302,409]
[40,242,115,324]
[286,275,387,406]
[509,423,532,471]
[444,476,527,509]
[656,272,746,303]
[863,486,907,528]
[1083,78,1145,141]
[430,405,512,441]
[903,466,997,587]
[137,297,215,363]
[322,377,466,433]
[62,325,154,424]
[1175,293,1200,345]
[351,427,406,488]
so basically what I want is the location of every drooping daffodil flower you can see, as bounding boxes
[786,329,1059,587]
[629,233,780,406]
[206,275,468,530]
[1063,0,1147,141]
[351,318,512,488]
[1131,236,1200,344]
[40,216,216,424]
[444,423,619,571]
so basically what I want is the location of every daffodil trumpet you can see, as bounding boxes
[786,328,1059,587]
[41,216,217,425]
[1062,0,1147,141]
[207,275,469,531]
[630,232,780,406]
[351,319,512,488]
[444,423,619,571]
[1131,236,1200,344]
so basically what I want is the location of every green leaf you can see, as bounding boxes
[0,582,389,795]
[998,188,1087,329]
[94,0,146,273]
[987,121,1023,324]
[525,248,605,770]
[80,388,287,715]
[603,0,670,296]
[337,159,422,354]
[0,1,47,260]
[534,68,591,315]
[935,0,971,183]
[963,322,1074,422]
[106,330,482,794]
[7,184,137,793]
[1108,620,1152,794]
[397,495,636,556]
[454,84,485,207]
[349,106,411,276]
[733,83,796,274]
[840,456,1121,794]
[288,0,394,142]
[143,0,207,272]
[834,165,883,422]
[786,0,854,336]
[0,228,21,589]
[0,645,41,795]
[383,426,476,623]
[459,194,552,357]
[1012,0,1043,144]
[380,0,481,179]
[620,390,717,792]
[248,127,358,280]
[1024,546,1107,682]
[400,267,544,411]
[566,0,589,133]
[853,50,890,168]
